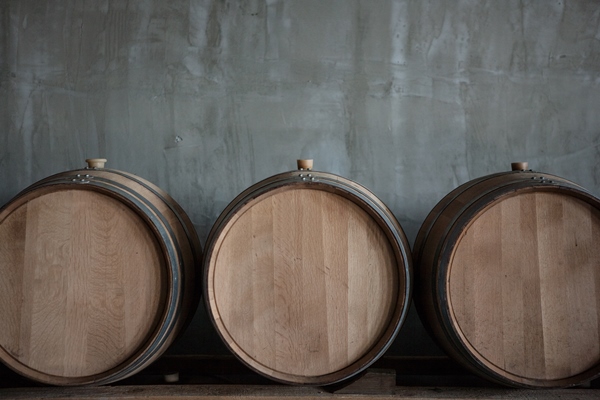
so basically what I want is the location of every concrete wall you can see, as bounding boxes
[1,0,599,356]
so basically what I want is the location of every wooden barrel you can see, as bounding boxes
[0,159,202,386]
[413,162,600,388]
[203,160,412,386]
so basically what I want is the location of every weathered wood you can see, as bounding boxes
[413,168,600,388]
[203,169,413,385]
[0,384,598,400]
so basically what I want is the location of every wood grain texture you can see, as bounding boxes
[413,170,600,388]
[1,384,599,400]
[449,192,600,381]
[205,173,411,386]
[0,189,164,378]
[0,167,202,386]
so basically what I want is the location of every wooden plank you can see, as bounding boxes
[0,384,598,400]
[327,368,396,394]
[1,357,598,398]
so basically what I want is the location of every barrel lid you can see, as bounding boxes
[203,161,412,385]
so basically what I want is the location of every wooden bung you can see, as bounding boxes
[296,159,313,170]
[85,158,107,168]
[511,161,529,171]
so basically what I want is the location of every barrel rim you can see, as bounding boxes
[414,171,582,331]
[202,169,413,385]
[431,180,600,388]
[0,178,183,386]
[70,168,203,336]
[413,170,582,267]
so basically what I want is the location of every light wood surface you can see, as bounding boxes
[449,192,600,381]
[413,170,600,388]
[205,173,411,385]
[0,189,165,378]
[0,165,202,386]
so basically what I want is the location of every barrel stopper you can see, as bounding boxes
[297,159,313,170]
[511,162,528,171]
[86,158,107,169]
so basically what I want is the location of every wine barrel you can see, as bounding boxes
[203,160,412,386]
[413,162,600,388]
[0,159,202,386]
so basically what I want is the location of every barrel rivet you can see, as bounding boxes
[299,174,304,178]
[311,177,315,181]
[302,177,307,181]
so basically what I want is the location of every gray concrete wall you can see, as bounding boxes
[1,0,599,356]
